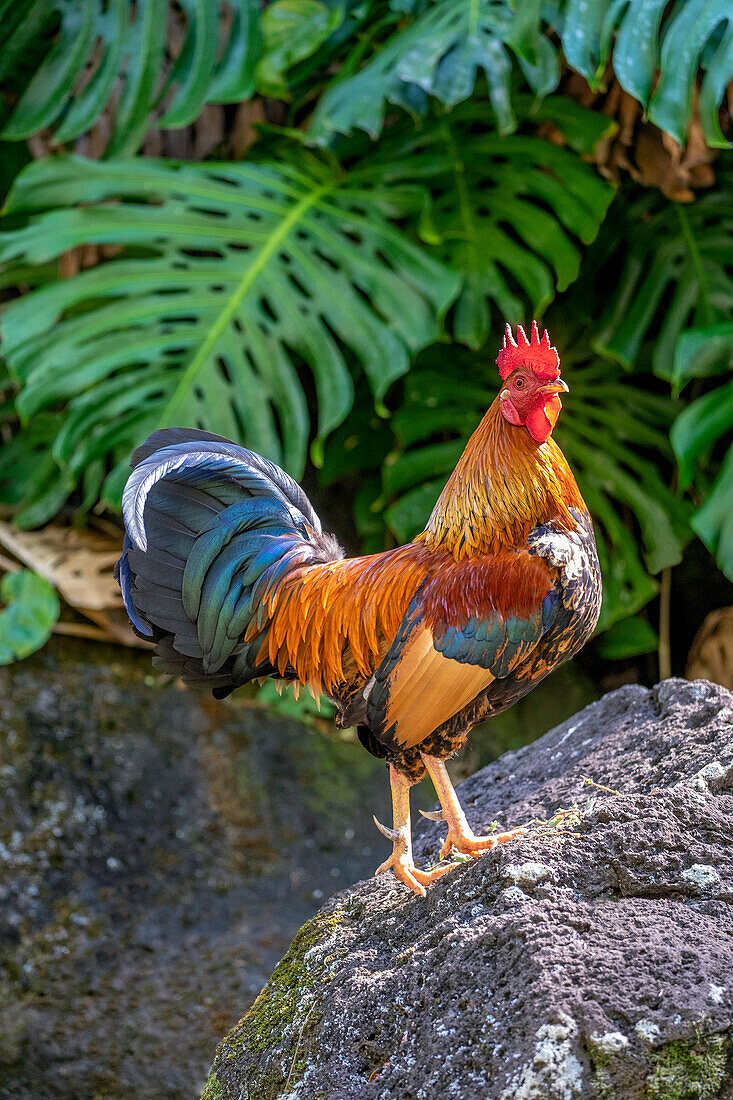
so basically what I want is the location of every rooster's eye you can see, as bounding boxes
[515,377,524,389]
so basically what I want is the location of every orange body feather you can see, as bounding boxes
[253,397,588,700]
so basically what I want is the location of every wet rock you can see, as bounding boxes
[208,679,733,1100]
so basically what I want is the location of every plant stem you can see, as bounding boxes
[658,566,672,681]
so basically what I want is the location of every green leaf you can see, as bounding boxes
[0,0,261,155]
[650,0,733,148]
[319,387,394,487]
[384,478,445,543]
[596,615,659,659]
[257,0,342,98]
[671,377,733,489]
[692,441,733,582]
[521,94,619,157]
[307,0,559,145]
[378,336,689,629]
[0,153,459,514]
[674,321,733,385]
[0,569,60,664]
[0,413,74,529]
[383,439,464,494]
[596,184,733,379]
[560,0,733,146]
[350,105,614,348]
[670,321,733,580]
[254,677,335,728]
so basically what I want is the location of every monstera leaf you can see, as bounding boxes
[349,102,615,347]
[595,176,733,381]
[257,0,343,98]
[0,153,458,523]
[307,0,558,145]
[0,0,261,155]
[559,0,733,146]
[379,338,689,629]
[671,322,733,581]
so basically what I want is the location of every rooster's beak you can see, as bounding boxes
[539,379,569,394]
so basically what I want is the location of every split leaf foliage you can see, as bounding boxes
[3,0,731,158]
[596,178,733,383]
[0,0,731,653]
[0,152,457,519]
[307,0,558,144]
[348,100,615,347]
[595,167,733,581]
[560,0,733,147]
[0,0,261,154]
[672,321,733,581]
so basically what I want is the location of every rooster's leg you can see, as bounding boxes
[421,754,527,861]
[373,765,451,897]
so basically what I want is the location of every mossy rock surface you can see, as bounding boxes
[206,680,733,1099]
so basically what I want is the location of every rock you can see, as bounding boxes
[205,679,733,1100]
[0,639,393,1099]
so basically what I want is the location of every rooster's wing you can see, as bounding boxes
[365,553,559,750]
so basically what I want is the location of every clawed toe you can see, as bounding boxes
[440,823,528,860]
[375,851,450,896]
[373,761,530,900]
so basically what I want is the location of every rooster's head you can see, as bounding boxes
[495,323,567,444]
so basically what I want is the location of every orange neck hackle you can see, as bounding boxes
[423,397,586,560]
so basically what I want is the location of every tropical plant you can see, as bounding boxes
[558,0,733,147]
[0,0,261,154]
[0,0,731,669]
[595,176,733,381]
[345,99,615,347]
[594,170,733,582]
[0,150,457,516]
[672,323,733,581]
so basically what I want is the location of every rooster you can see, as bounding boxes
[116,324,601,895]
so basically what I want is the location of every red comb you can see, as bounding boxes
[496,322,560,381]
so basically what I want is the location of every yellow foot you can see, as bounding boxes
[439,822,528,862]
[420,808,528,861]
[419,755,529,865]
[373,816,450,897]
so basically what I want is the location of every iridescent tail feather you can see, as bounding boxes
[115,428,342,696]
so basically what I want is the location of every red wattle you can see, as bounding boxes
[525,398,559,443]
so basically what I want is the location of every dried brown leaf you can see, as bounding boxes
[0,520,122,611]
[687,607,733,691]
[562,69,719,199]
